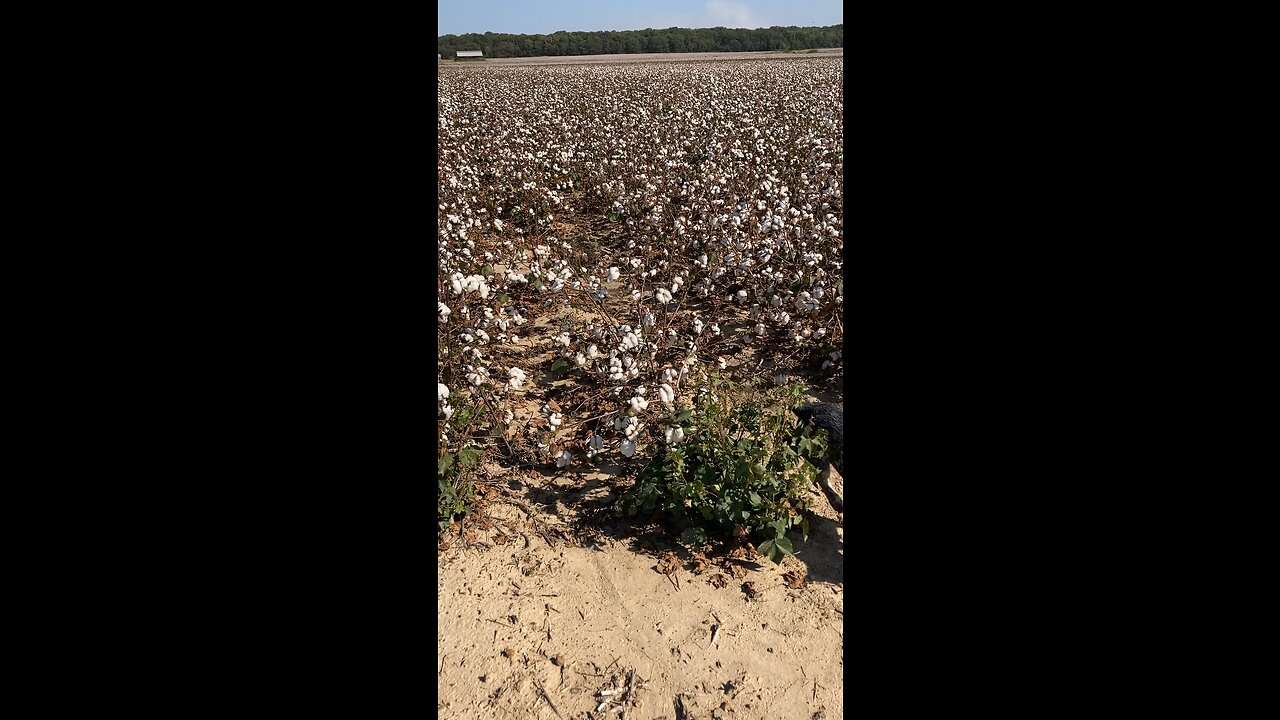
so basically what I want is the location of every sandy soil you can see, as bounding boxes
[440,48,843,67]
[436,463,844,720]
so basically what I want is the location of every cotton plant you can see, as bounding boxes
[438,58,843,471]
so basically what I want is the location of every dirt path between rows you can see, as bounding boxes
[437,459,844,720]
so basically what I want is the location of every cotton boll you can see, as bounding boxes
[664,426,685,445]
[438,383,450,401]
[657,383,675,405]
[556,450,572,468]
[620,439,636,458]
[507,367,527,390]
[608,266,620,281]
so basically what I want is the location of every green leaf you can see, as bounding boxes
[801,516,810,542]
[550,359,570,380]
[774,535,793,556]
[439,453,455,475]
[681,527,708,546]
[749,491,761,507]
[458,446,481,469]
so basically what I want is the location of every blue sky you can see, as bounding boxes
[439,0,843,36]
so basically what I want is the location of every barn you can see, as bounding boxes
[456,50,484,59]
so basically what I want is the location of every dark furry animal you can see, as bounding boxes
[794,402,844,513]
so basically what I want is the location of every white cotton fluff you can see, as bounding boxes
[657,383,675,405]
[507,367,527,390]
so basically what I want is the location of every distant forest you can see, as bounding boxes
[438,24,842,59]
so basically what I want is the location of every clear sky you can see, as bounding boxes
[439,0,843,36]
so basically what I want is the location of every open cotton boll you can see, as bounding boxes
[629,395,648,412]
[556,450,572,468]
[608,266,620,281]
[438,383,450,401]
[507,367,527,390]
[620,439,636,458]
[657,383,675,405]
[664,426,685,445]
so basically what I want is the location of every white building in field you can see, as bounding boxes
[456,50,483,58]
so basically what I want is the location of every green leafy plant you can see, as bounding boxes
[438,445,482,530]
[622,373,829,563]
[549,358,571,380]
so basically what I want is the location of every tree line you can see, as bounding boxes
[438,25,842,59]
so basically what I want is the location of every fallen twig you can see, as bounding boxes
[535,680,564,719]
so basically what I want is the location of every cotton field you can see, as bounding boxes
[438,57,844,469]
